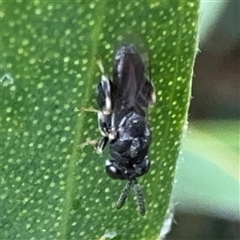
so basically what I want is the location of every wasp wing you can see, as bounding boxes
[112,45,155,117]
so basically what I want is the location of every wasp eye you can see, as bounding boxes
[105,160,126,180]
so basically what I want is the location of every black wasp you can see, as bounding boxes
[89,45,155,215]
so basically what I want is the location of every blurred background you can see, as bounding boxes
[166,1,239,239]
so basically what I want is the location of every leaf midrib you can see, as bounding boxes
[57,3,107,239]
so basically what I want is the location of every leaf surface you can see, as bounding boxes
[1,1,199,239]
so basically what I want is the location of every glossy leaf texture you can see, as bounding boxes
[1,1,199,239]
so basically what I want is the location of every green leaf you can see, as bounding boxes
[1,1,199,239]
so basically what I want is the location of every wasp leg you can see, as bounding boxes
[149,87,156,106]
[96,59,112,115]
[79,138,98,149]
[144,79,156,106]
[81,107,109,138]
[95,136,108,154]
[132,179,146,216]
[81,107,99,113]
[108,112,117,140]
[81,107,107,136]
[97,76,112,115]
[97,111,109,137]
[96,58,105,74]
[146,59,156,106]
[116,181,133,209]
[137,80,156,108]
[79,136,108,154]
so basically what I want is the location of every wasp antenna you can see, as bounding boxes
[116,181,133,209]
[133,180,145,216]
